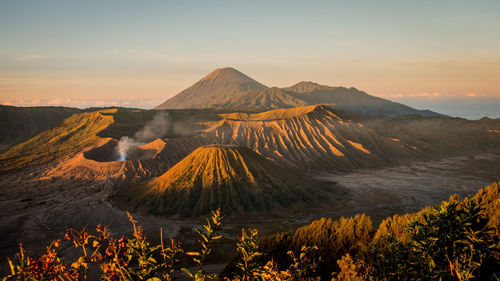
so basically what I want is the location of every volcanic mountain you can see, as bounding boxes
[155,67,443,117]
[113,145,324,217]
[155,67,268,109]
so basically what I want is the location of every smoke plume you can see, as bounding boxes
[116,112,170,161]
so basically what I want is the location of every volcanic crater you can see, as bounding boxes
[83,138,166,162]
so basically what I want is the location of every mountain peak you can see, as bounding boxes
[154,67,268,110]
[202,67,247,81]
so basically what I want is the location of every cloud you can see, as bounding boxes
[389,92,500,100]
[411,92,440,98]
[466,93,479,97]
[0,98,164,109]
[18,55,46,61]
[391,92,441,99]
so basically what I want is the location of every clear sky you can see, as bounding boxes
[1,0,499,118]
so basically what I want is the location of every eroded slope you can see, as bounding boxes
[157,105,420,171]
[114,145,325,217]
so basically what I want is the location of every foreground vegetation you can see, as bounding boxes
[3,182,499,280]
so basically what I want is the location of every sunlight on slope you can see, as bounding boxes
[345,140,371,154]
[0,109,116,172]
[114,145,328,216]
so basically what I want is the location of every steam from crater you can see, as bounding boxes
[116,112,170,161]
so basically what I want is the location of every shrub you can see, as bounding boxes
[3,182,499,281]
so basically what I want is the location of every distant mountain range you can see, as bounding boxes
[155,67,444,117]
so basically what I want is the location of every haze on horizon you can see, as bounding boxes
[1,0,499,119]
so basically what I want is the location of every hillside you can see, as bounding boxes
[113,145,325,217]
[155,67,268,109]
[0,109,115,172]
[0,105,81,151]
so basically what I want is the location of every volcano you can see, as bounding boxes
[113,145,325,217]
[155,67,268,110]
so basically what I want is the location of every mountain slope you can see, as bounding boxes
[114,145,323,216]
[283,81,444,117]
[213,87,308,110]
[0,109,115,172]
[0,105,81,150]
[155,67,268,109]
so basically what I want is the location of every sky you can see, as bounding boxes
[0,0,499,118]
